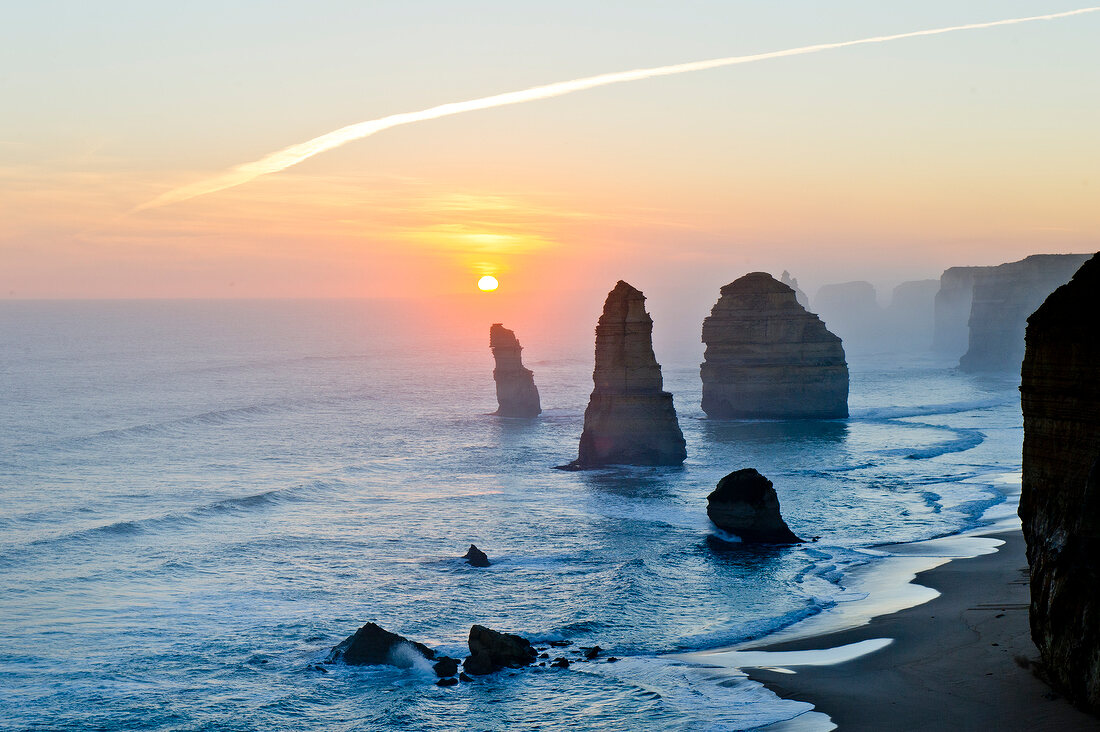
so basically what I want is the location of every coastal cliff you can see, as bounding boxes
[933,265,984,356]
[701,272,848,419]
[952,254,1089,372]
[1020,253,1100,712]
[489,323,541,418]
[569,281,686,467]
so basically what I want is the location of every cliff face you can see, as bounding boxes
[489,323,541,418]
[570,281,686,467]
[933,266,983,356]
[1020,253,1100,712]
[701,272,848,419]
[957,254,1090,372]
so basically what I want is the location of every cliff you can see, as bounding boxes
[701,272,848,419]
[489,323,541,418]
[568,281,686,467]
[932,266,984,356]
[954,254,1089,372]
[1020,252,1100,712]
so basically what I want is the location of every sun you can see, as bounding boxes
[477,275,499,292]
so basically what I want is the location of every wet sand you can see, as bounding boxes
[744,530,1098,730]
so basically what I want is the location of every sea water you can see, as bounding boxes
[0,299,1024,731]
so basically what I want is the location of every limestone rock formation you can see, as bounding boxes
[567,281,686,468]
[327,622,435,667]
[812,280,883,350]
[933,265,984,356]
[463,544,490,567]
[700,272,848,419]
[489,323,541,417]
[1020,253,1100,712]
[780,270,810,309]
[707,468,802,543]
[885,279,939,349]
[959,254,1090,372]
[463,624,537,675]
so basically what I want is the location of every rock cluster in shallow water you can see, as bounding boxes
[1020,252,1100,712]
[489,323,541,418]
[700,272,848,419]
[568,281,686,468]
[706,468,802,544]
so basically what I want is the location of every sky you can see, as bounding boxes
[2,0,1098,312]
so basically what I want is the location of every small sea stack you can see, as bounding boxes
[327,622,436,668]
[566,281,686,468]
[463,544,490,567]
[1020,253,1100,711]
[706,468,802,544]
[700,272,848,419]
[489,323,541,417]
[463,625,537,675]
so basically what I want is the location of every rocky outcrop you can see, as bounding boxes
[566,281,686,468]
[463,544,490,567]
[700,273,848,419]
[463,625,537,675]
[1020,253,1100,712]
[489,324,541,417]
[327,622,435,668]
[951,254,1089,372]
[811,280,882,349]
[780,270,810,309]
[885,279,939,349]
[707,468,802,544]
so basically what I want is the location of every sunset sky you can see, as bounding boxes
[2,0,1097,307]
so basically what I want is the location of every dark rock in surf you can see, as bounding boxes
[565,281,687,468]
[583,646,601,659]
[490,323,542,417]
[432,656,459,678]
[459,672,473,682]
[551,657,570,668]
[706,468,803,544]
[1020,253,1100,712]
[463,624,537,675]
[463,544,491,567]
[327,622,435,667]
[436,676,458,687]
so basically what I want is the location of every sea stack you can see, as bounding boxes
[1020,253,1100,712]
[707,468,802,544]
[700,272,848,419]
[568,281,686,468]
[489,323,541,418]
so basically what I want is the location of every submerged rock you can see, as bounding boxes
[463,544,491,567]
[706,468,802,544]
[1020,253,1100,712]
[566,281,686,468]
[954,254,1089,371]
[327,622,435,667]
[463,624,537,675]
[489,323,541,418]
[700,273,848,419]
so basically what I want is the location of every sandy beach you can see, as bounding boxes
[742,529,1098,730]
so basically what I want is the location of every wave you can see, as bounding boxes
[852,396,1014,421]
[2,482,324,559]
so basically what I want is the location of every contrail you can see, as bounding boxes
[137,7,1099,211]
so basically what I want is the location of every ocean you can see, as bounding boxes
[0,298,1024,731]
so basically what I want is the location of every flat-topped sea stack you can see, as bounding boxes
[489,323,541,418]
[567,281,686,468]
[701,273,848,419]
[1020,253,1100,711]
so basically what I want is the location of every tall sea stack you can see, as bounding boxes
[701,273,848,419]
[489,323,541,418]
[1020,253,1100,712]
[568,281,686,468]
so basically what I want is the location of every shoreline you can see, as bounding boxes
[738,528,1096,730]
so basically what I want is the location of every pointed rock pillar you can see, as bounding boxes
[569,281,686,467]
[490,323,541,418]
